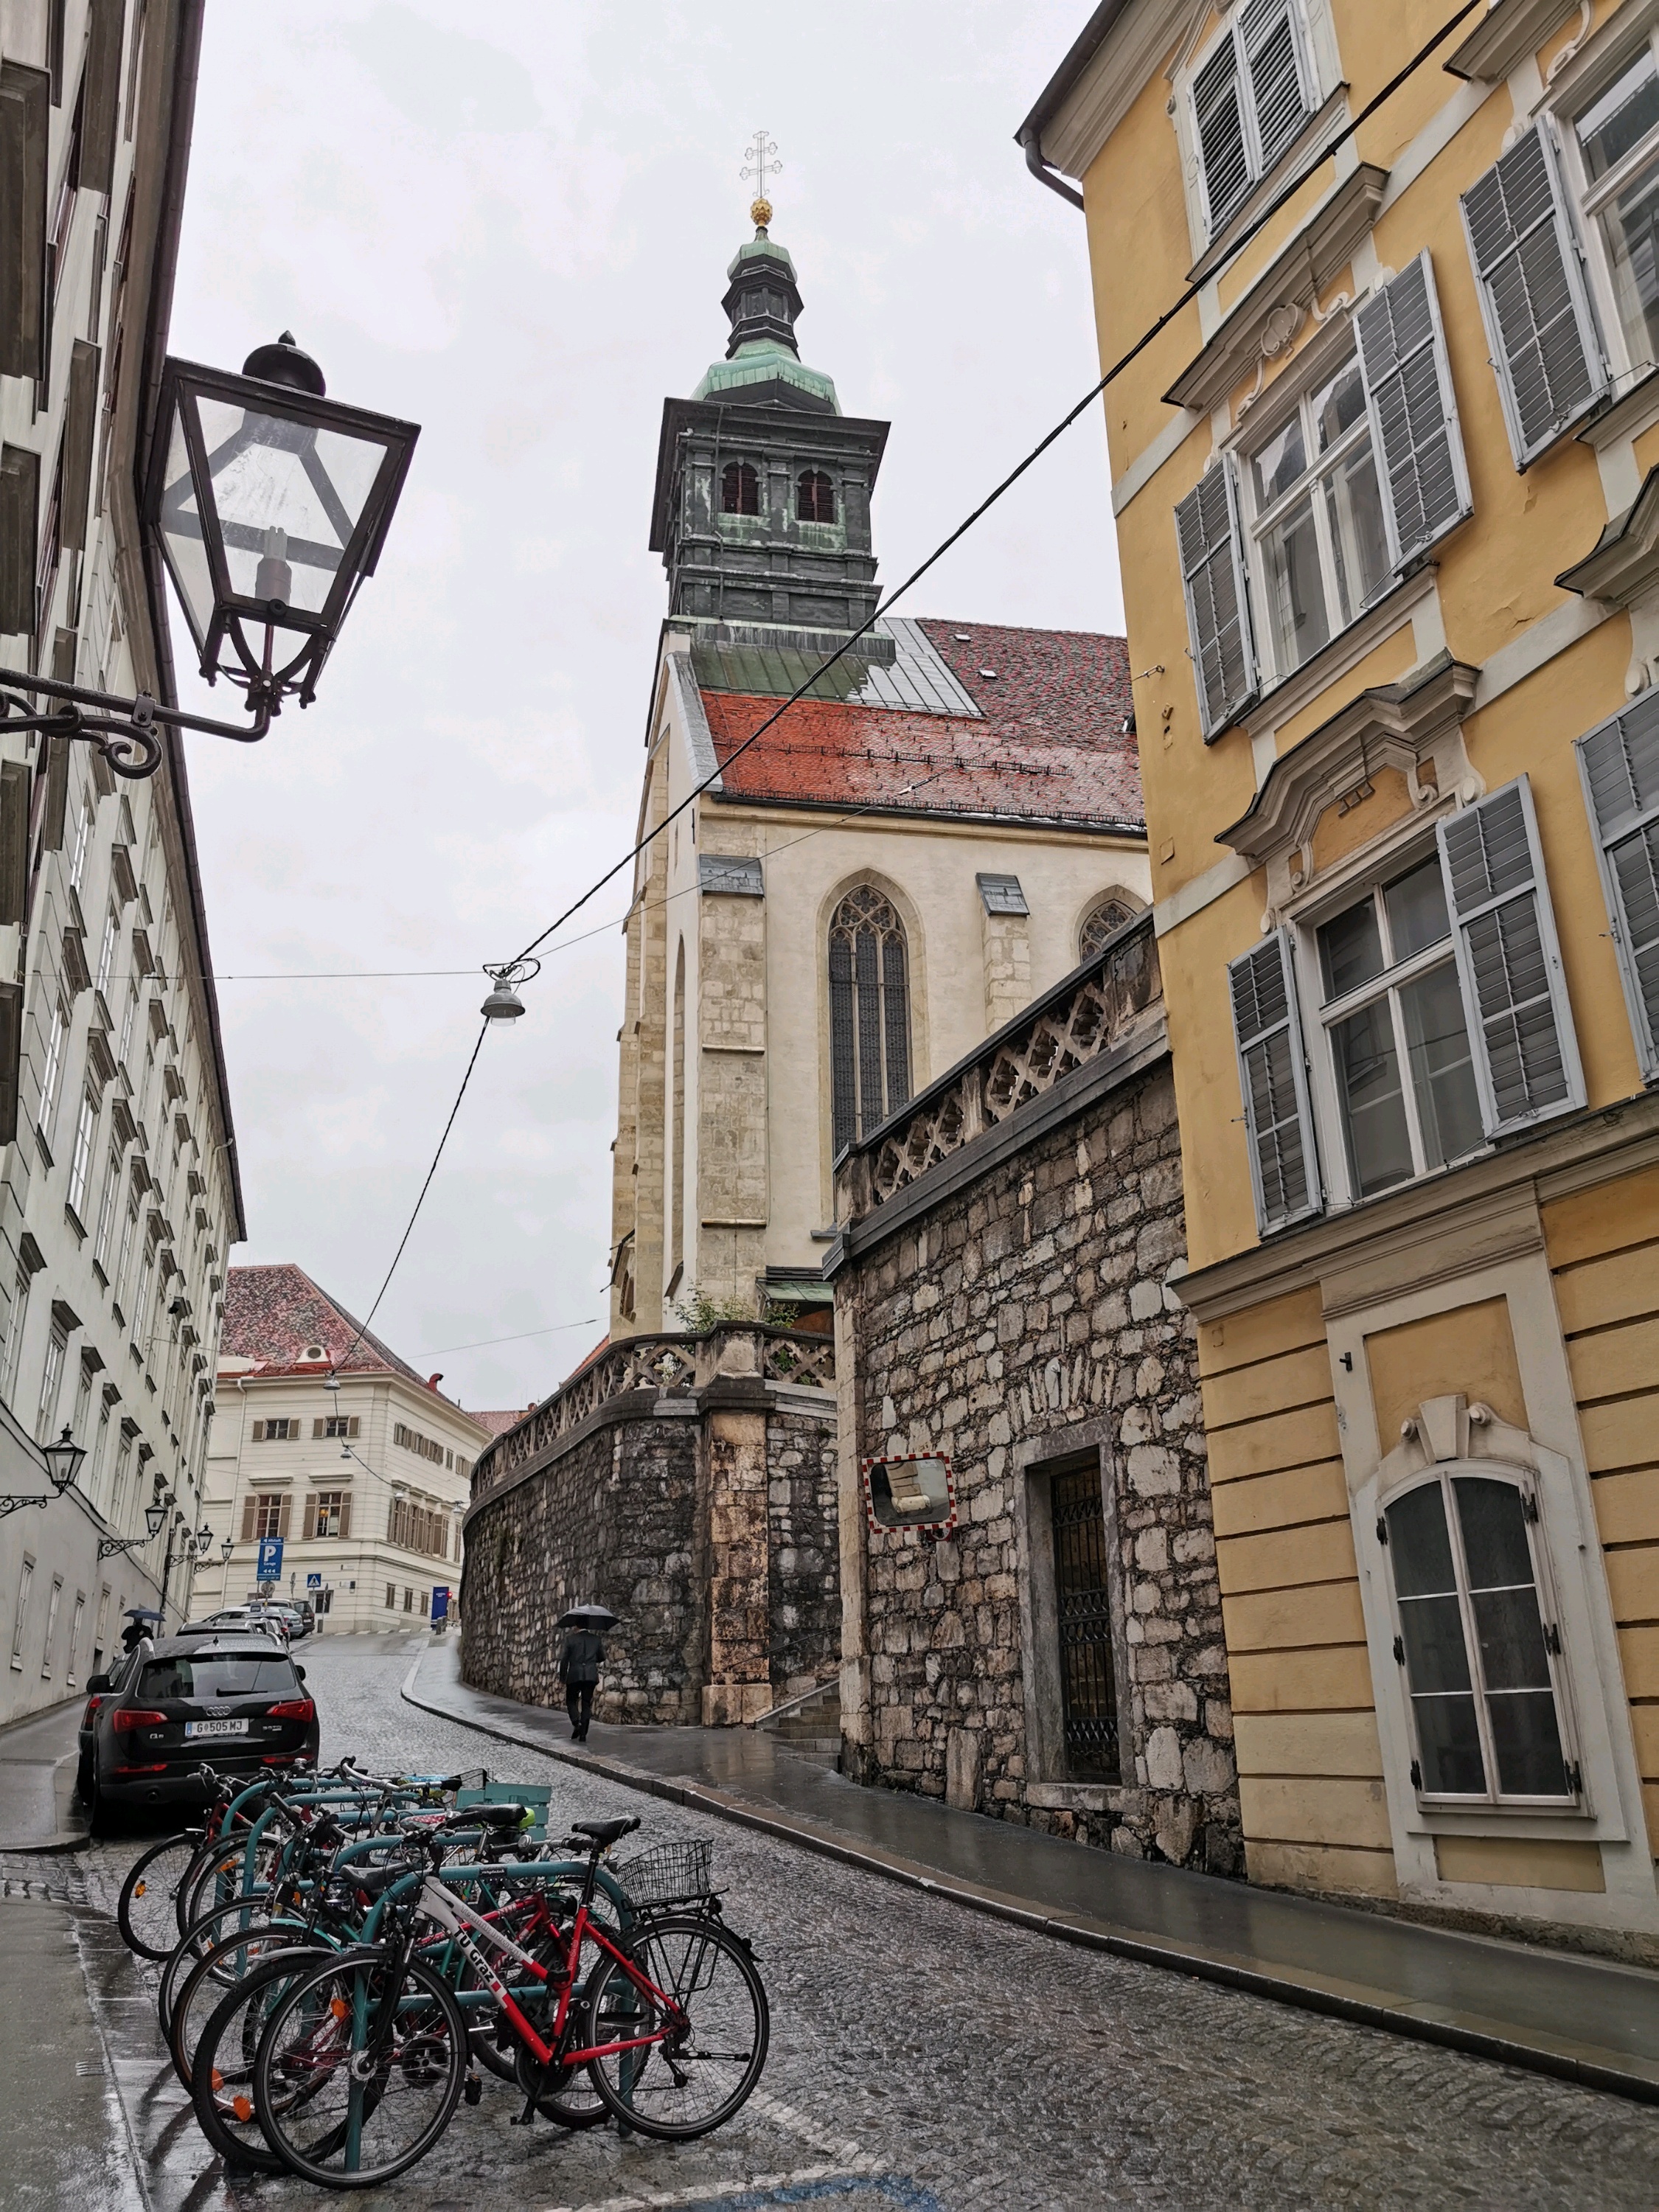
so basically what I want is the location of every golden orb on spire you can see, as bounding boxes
[750,195,773,232]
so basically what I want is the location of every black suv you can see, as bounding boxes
[81,1632,319,1832]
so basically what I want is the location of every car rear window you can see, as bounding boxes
[139,1655,300,1700]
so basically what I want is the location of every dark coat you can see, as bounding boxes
[558,1630,605,1686]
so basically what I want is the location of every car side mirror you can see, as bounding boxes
[294,1664,306,1680]
[86,1672,111,1694]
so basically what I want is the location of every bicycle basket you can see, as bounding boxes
[613,1837,714,1906]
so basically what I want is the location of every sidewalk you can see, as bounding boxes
[0,1694,90,1853]
[406,1638,1659,2105]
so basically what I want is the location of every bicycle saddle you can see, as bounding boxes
[449,1802,526,1832]
[572,1816,640,1847]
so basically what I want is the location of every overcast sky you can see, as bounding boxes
[168,1,1127,1417]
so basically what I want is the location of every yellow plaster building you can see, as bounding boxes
[609,212,1150,1339]
[1025,0,1659,1951]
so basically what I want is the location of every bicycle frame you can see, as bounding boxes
[411,1875,680,2070]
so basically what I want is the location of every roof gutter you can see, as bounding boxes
[1015,0,1133,212]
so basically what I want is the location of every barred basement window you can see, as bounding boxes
[796,469,835,522]
[1051,1460,1120,1781]
[829,887,911,1153]
[720,461,759,515]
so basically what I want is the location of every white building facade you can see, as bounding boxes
[1,0,243,1722]
[193,1267,487,1635]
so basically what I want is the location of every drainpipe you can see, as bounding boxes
[1020,127,1085,213]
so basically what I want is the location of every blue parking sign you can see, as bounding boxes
[257,1536,284,1582]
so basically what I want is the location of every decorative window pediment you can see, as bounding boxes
[1215,651,1481,912]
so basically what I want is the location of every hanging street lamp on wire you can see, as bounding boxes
[481,956,540,1023]
[0,333,418,780]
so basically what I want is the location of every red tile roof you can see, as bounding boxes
[700,619,1141,830]
[221,1265,449,1398]
[465,1408,536,1438]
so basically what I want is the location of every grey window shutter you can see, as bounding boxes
[1242,0,1310,174]
[347,1415,359,1438]
[1176,462,1257,740]
[1228,930,1321,1234]
[1194,33,1251,232]
[0,63,49,383]
[0,444,41,635]
[1576,690,1659,1079]
[1461,122,1605,468]
[1438,778,1583,1135]
[1356,255,1470,570]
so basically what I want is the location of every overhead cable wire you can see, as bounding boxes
[509,0,1484,972]
[329,0,1484,1360]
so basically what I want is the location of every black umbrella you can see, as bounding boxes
[124,1606,164,1621]
[556,1605,617,1632]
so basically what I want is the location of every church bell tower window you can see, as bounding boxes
[829,887,911,1152]
[721,461,760,516]
[797,469,835,524]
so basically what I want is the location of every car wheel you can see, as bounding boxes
[74,1755,93,1804]
[88,1774,120,1839]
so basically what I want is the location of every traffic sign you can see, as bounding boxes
[256,1536,284,1582]
[305,1571,323,1589]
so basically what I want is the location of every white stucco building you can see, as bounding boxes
[1,0,243,1722]
[193,1266,496,1635]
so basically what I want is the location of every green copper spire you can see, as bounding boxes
[691,185,839,414]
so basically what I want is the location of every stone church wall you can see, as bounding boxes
[830,922,1241,1874]
[461,1330,838,1725]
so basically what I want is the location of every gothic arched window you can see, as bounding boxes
[721,461,760,516]
[1079,892,1139,962]
[797,469,835,523]
[829,887,911,1153]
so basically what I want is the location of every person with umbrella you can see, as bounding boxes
[556,1604,614,1742]
[119,1606,163,1655]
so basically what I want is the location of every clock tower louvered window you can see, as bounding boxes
[830,888,911,1153]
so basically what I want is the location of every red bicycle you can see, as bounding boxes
[248,1815,770,2188]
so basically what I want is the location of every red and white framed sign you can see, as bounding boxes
[862,1452,958,1537]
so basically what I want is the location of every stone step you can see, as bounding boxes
[772,1686,841,1753]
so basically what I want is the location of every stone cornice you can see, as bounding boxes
[1555,465,1659,610]
[1443,0,1579,81]
[1163,164,1389,413]
[1217,653,1481,864]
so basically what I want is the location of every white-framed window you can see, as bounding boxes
[66,1590,84,1689]
[1576,644,1659,1081]
[36,1325,66,1442]
[1240,343,1390,682]
[37,995,67,1142]
[66,1087,97,1219]
[1229,780,1584,1231]
[69,799,93,893]
[92,1141,122,1270]
[40,1575,61,1678]
[1312,850,1485,1200]
[1562,32,1659,378]
[118,978,139,1063]
[71,1353,94,1454]
[11,1558,33,1669]
[95,902,117,998]
[1179,257,1470,730]
[1,1272,27,1408]
[1187,0,1317,239]
[1383,1466,1579,1805]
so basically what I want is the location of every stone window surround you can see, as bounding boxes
[1327,1236,1659,1935]
[1012,1413,1137,1816]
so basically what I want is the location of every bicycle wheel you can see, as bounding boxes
[117,1832,203,1960]
[189,1947,331,2174]
[159,1893,284,2039]
[254,1950,468,2188]
[170,1919,324,2090]
[180,1829,284,1929]
[582,1914,768,2140]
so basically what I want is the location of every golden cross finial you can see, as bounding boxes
[740,130,781,230]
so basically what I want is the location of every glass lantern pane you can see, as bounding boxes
[156,409,216,649]
[197,397,387,616]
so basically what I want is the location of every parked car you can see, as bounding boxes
[265,1601,312,1641]
[202,1604,289,1642]
[80,1632,318,1832]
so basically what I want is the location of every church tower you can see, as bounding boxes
[647,196,889,637]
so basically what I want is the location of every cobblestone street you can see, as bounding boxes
[1,1632,1652,2211]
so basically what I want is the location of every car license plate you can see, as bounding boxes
[184,1718,249,1739]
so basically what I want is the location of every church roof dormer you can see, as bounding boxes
[691,204,840,415]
